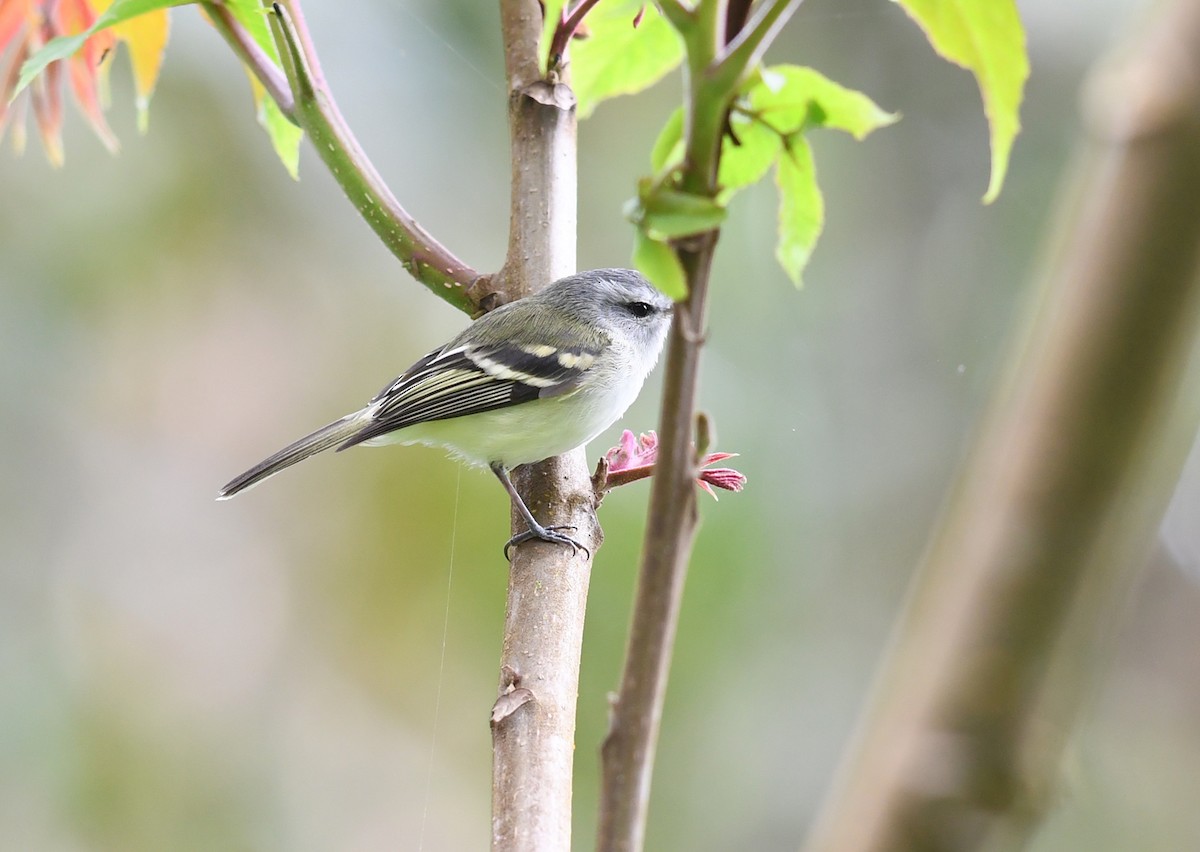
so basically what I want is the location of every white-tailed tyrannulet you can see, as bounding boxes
[218,268,673,556]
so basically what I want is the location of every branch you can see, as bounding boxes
[597,3,739,848]
[723,0,755,47]
[249,2,483,315]
[805,0,1200,848]
[656,0,694,33]
[597,241,714,852]
[490,2,591,851]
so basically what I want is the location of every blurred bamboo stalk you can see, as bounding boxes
[805,0,1200,849]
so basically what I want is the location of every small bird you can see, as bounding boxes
[218,268,673,556]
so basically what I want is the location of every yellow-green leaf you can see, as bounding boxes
[894,0,1028,202]
[573,1,683,118]
[224,0,302,176]
[633,230,687,300]
[248,75,302,180]
[746,65,897,140]
[718,111,782,197]
[631,180,726,239]
[775,139,823,287]
[650,107,684,172]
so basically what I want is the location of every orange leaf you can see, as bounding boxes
[0,40,28,136]
[53,0,118,152]
[30,40,64,165]
[68,53,119,151]
[0,0,36,55]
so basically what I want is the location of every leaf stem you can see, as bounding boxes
[656,0,695,33]
[547,0,602,72]
[715,0,803,90]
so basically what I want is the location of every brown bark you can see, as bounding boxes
[490,3,591,851]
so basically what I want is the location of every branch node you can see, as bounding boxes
[520,80,578,111]
[591,455,611,500]
[491,687,535,727]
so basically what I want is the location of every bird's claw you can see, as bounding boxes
[504,523,590,561]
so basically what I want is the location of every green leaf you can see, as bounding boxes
[650,107,684,172]
[744,65,897,140]
[256,84,303,180]
[633,230,687,300]
[630,179,726,239]
[15,0,189,98]
[540,0,568,74]
[775,139,823,287]
[718,112,782,197]
[894,0,1028,202]
[225,0,302,175]
[225,0,274,50]
[573,2,684,118]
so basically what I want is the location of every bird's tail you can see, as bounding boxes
[217,413,367,499]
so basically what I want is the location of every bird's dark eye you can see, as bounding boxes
[626,301,655,318]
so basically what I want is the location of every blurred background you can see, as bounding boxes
[3,0,1200,849]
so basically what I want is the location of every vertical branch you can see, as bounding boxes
[805,0,1200,848]
[597,3,801,850]
[490,2,590,851]
[494,0,577,300]
[596,237,713,852]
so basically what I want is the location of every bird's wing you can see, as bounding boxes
[338,339,603,449]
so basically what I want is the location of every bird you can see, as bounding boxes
[217,268,674,557]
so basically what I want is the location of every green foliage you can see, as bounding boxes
[747,65,898,142]
[14,0,188,96]
[17,0,1025,292]
[718,111,779,195]
[572,1,683,118]
[738,65,895,285]
[894,0,1028,202]
[572,1,1026,292]
[650,107,685,172]
[223,0,303,179]
[627,178,727,240]
[625,170,725,295]
[775,140,822,286]
[633,230,687,300]
[637,64,894,288]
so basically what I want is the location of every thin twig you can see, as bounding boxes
[547,0,602,72]
[715,0,803,89]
